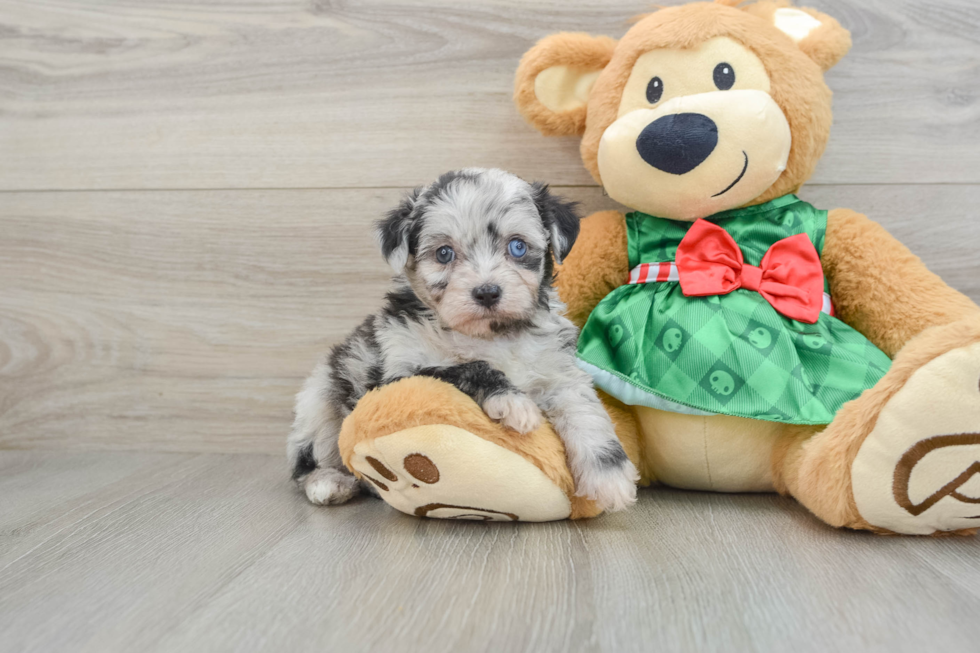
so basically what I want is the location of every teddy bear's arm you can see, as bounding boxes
[555,210,630,328]
[822,208,980,357]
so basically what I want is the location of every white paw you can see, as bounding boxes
[304,468,360,505]
[574,458,639,513]
[483,392,543,434]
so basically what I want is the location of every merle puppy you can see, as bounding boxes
[287,168,638,512]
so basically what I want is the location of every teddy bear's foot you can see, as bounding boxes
[851,341,980,535]
[348,424,572,521]
[337,376,604,522]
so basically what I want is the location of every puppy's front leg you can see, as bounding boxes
[415,361,542,434]
[541,370,639,512]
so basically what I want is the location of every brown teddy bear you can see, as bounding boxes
[338,0,980,535]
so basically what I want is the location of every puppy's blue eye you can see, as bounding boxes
[508,239,527,258]
[436,246,454,264]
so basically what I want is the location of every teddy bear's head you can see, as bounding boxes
[515,0,851,221]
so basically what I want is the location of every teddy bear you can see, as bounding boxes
[337,0,980,535]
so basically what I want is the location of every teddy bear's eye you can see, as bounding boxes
[646,77,664,104]
[713,63,735,90]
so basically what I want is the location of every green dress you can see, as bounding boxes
[576,194,891,425]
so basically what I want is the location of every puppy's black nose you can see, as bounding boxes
[472,284,502,308]
[635,113,718,175]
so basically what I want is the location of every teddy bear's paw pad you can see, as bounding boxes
[349,424,571,522]
[852,342,980,535]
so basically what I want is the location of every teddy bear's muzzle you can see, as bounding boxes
[597,89,792,221]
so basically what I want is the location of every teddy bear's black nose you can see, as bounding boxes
[635,113,718,175]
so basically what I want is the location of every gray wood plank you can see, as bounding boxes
[0,0,977,190]
[0,450,194,566]
[1,184,976,454]
[0,451,308,653]
[0,451,977,653]
[0,186,619,453]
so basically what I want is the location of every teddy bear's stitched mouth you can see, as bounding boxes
[712,151,749,198]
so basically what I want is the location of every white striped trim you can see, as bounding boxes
[627,262,835,317]
[821,292,834,317]
[627,261,679,284]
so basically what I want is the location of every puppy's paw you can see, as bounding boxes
[484,392,542,434]
[304,468,360,506]
[573,444,639,513]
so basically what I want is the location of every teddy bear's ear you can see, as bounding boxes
[514,33,617,137]
[763,4,852,71]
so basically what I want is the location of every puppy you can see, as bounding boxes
[287,168,638,512]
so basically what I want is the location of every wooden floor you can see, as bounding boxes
[1,0,979,651]
[2,450,979,653]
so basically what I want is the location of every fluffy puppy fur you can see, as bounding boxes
[287,168,639,511]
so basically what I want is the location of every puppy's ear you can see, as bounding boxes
[376,187,421,274]
[532,183,581,265]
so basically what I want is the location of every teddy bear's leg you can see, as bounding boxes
[769,210,980,535]
[337,376,607,521]
[773,318,980,535]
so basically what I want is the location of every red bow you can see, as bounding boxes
[676,219,825,324]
